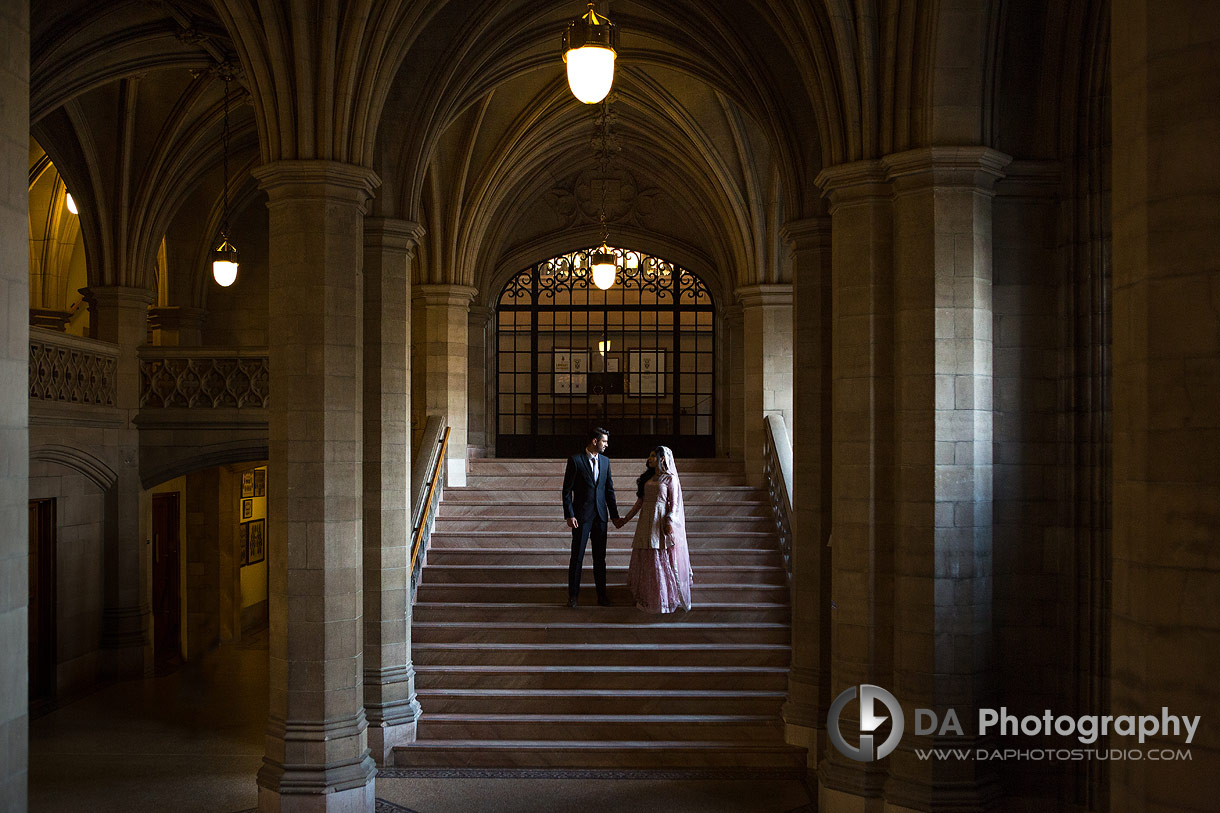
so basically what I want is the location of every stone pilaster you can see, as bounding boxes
[781,217,833,771]
[82,284,154,678]
[412,284,478,487]
[467,304,495,458]
[0,2,29,806]
[880,147,1009,811]
[736,284,793,487]
[253,160,379,812]
[1111,4,1220,809]
[148,306,206,346]
[815,160,895,808]
[720,304,744,461]
[361,217,424,766]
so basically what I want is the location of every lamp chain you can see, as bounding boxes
[221,74,231,236]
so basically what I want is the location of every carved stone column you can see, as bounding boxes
[412,284,478,486]
[781,217,833,771]
[736,284,793,487]
[82,284,154,679]
[0,2,29,806]
[815,160,895,809]
[362,217,424,766]
[880,146,1009,811]
[253,160,379,811]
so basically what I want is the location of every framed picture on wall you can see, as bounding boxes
[241,498,253,520]
[606,357,620,373]
[553,350,589,394]
[253,469,266,497]
[247,519,266,565]
[239,522,250,566]
[241,471,255,498]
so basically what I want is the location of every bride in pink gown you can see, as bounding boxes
[617,446,693,613]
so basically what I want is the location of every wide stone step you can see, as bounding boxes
[415,713,784,742]
[427,532,779,550]
[442,487,766,504]
[412,602,790,625]
[413,582,788,604]
[434,517,774,534]
[413,664,790,692]
[393,739,807,770]
[437,502,771,518]
[415,688,787,716]
[412,620,791,645]
[423,547,783,568]
[412,641,790,667]
[420,564,785,586]
[469,459,746,475]
[464,473,747,488]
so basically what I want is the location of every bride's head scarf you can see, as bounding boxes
[655,446,678,478]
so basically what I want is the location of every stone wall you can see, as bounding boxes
[27,462,104,698]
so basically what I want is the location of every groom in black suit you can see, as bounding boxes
[562,427,620,607]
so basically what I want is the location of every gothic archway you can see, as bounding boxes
[495,246,715,459]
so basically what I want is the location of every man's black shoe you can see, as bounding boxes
[567,596,579,608]
[597,596,612,607]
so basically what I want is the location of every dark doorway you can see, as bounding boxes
[152,493,181,667]
[28,499,56,706]
[496,247,716,459]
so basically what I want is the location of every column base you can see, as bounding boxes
[365,691,422,767]
[783,719,826,773]
[819,784,886,813]
[258,781,374,813]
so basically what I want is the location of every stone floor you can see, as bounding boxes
[28,630,813,812]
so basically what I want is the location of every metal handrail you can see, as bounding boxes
[409,416,449,596]
[762,414,794,580]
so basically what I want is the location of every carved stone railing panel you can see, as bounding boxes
[29,329,118,406]
[139,349,269,408]
[762,413,795,581]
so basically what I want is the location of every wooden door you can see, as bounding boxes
[28,499,56,703]
[152,493,181,665]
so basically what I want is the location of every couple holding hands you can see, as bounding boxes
[561,427,694,613]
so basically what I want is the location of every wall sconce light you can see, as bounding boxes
[65,192,78,215]
[598,339,612,355]
[562,3,618,104]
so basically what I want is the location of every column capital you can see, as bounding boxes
[468,303,495,323]
[735,283,792,309]
[252,159,381,207]
[81,285,155,310]
[881,146,1013,192]
[780,217,831,252]
[815,159,889,208]
[413,283,479,309]
[364,217,425,252]
[147,306,207,331]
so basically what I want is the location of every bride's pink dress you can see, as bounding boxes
[627,474,693,613]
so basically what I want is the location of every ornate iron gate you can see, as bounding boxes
[496,246,715,459]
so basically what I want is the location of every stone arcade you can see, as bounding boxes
[1,0,1217,811]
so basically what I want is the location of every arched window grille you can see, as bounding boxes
[496,246,715,458]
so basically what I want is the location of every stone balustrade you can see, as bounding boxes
[138,348,269,409]
[28,327,118,407]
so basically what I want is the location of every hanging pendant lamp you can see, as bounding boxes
[562,3,618,104]
[212,71,239,287]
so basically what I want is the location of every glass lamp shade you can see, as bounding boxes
[565,46,616,104]
[591,249,616,290]
[212,237,240,287]
[562,4,618,105]
[598,339,612,354]
[65,192,78,215]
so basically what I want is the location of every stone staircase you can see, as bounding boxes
[392,457,805,771]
